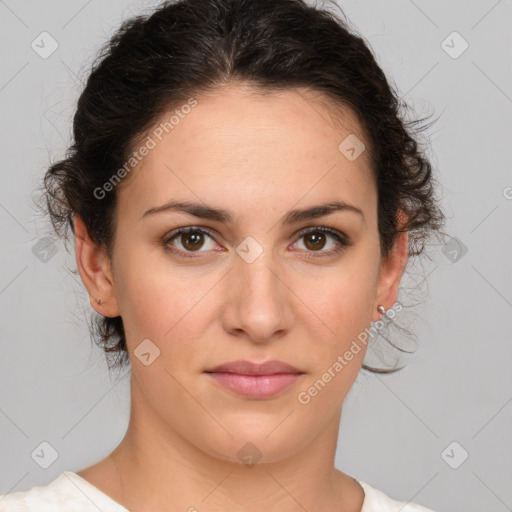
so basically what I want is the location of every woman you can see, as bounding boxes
[0,0,445,510]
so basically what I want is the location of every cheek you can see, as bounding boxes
[112,249,221,358]
[292,273,373,412]
[114,238,379,353]
[298,260,378,341]
[290,254,379,394]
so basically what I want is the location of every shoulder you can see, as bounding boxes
[356,479,438,512]
[0,472,127,512]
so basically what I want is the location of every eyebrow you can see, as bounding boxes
[141,199,365,225]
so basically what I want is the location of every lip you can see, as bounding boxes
[205,360,305,399]
[206,360,302,375]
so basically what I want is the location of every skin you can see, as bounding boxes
[74,81,408,512]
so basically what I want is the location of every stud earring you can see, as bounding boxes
[377,304,385,318]
[95,298,102,304]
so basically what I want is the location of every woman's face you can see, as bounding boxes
[84,82,406,464]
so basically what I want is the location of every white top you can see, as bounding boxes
[0,471,437,511]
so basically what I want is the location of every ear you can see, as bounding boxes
[74,214,120,317]
[372,211,409,322]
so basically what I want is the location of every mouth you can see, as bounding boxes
[204,360,305,399]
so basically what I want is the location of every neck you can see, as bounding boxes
[104,378,363,512]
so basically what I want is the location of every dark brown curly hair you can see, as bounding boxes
[39,0,446,375]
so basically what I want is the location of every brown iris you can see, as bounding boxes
[181,231,205,251]
[303,231,327,251]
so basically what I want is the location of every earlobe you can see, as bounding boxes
[74,214,120,318]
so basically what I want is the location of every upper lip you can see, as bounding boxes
[205,360,304,375]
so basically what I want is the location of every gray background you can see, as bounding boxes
[1,1,511,510]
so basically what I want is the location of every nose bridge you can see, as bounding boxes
[235,235,283,301]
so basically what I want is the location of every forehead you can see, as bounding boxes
[118,82,375,220]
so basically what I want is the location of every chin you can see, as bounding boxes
[192,416,313,466]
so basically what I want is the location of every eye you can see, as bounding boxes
[162,227,219,257]
[291,226,351,258]
[162,225,351,259]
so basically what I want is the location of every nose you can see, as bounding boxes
[220,248,294,344]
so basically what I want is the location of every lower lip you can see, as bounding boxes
[206,372,303,399]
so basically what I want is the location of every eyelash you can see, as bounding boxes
[161,226,352,260]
